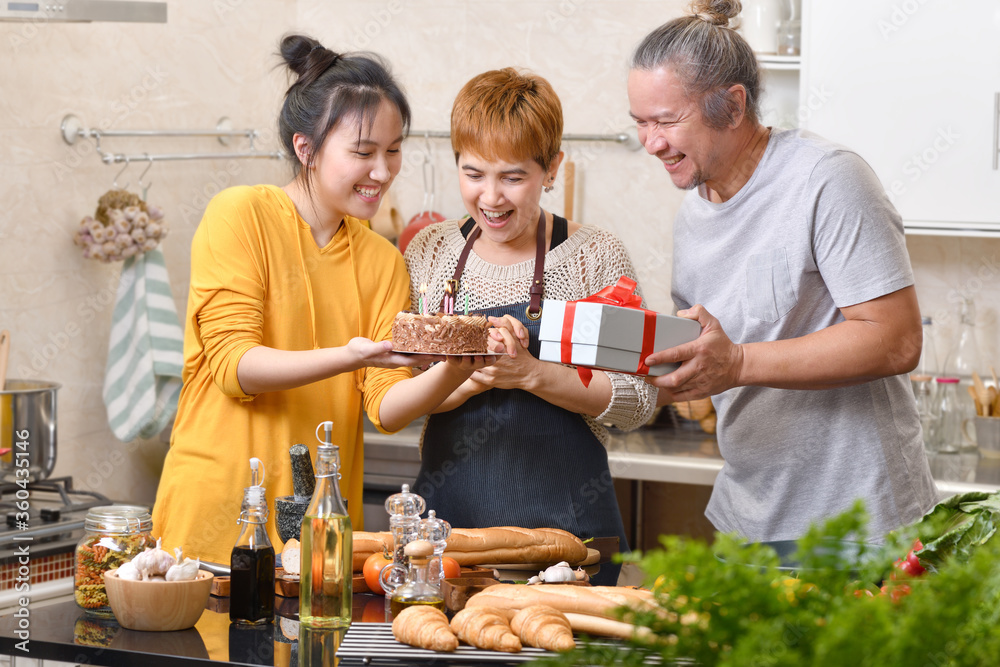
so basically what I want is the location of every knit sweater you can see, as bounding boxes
[403,218,657,441]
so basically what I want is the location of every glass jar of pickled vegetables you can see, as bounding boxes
[74,505,154,616]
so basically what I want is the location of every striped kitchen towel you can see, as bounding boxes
[103,248,184,442]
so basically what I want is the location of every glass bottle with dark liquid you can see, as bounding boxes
[389,539,445,618]
[230,457,275,625]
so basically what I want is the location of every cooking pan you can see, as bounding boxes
[1,379,60,482]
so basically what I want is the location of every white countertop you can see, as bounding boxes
[364,419,1000,497]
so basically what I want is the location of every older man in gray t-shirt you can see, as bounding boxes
[669,128,937,540]
[628,22,938,541]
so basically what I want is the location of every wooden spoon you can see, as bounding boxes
[0,330,9,392]
[973,372,990,413]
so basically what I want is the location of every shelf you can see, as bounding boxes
[756,54,801,70]
[903,221,1000,238]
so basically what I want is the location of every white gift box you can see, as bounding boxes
[538,299,701,376]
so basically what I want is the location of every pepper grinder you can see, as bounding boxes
[275,444,316,544]
[418,510,451,589]
[381,484,425,595]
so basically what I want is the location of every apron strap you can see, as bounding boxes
[440,209,548,319]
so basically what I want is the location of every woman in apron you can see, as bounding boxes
[403,68,658,584]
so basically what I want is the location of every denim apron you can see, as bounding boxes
[413,213,628,584]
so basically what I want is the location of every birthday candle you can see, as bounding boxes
[419,283,427,315]
[444,280,456,315]
[464,291,469,315]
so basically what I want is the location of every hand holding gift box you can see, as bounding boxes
[538,277,701,386]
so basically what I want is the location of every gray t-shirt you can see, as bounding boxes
[672,128,938,542]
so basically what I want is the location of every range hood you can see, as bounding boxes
[0,0,166,22]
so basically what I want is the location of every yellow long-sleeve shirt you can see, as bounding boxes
[152,184,411,564]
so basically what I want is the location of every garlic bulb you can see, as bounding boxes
[116,560,141,581]
[131,537,176,580]
[165,558,200,582]
[539,561,576,583]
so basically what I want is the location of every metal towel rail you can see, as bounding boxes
[60,114,284,164]
[411,128,641,149]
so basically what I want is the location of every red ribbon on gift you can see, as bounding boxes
[560,276,658,387]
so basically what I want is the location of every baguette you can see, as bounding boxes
[281,538,301,576]
[353,527,588,571]
[352,532,393,571]
[466,584,657,619]
[444,528,587,566]
[563,612,651,641]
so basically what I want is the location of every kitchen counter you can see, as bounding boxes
[0,595,535,666]
[364,417,1000,497]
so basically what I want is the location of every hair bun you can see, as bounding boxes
[690,0,741,27]
[280,34,341,85]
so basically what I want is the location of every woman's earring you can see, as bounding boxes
[543,181,554,193]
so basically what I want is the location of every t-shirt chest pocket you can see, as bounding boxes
[745,248,797,322]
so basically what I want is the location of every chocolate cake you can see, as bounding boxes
[392,312,490,354]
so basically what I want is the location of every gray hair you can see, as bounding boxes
[631,0,761,129]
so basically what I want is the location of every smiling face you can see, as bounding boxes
[458,152,559,249]
[627,66,729,192]
[301,98,404,226]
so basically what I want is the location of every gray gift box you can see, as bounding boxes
[538,299,701,376]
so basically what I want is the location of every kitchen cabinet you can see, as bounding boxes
[800,0,1000,236]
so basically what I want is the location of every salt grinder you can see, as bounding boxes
[418,510,451,589]
[381,484,425,594]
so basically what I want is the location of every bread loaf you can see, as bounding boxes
[352,527,587,571]
[352,531,393,571]
[281,538,300,576]
[466,584,656,619]
[444,527,587,566]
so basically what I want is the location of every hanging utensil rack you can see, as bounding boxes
[60,113,284,164]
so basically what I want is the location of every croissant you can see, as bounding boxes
[392,606,458,652]
[450,607,522,653]
[510,605,576,652]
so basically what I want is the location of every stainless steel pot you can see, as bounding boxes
[0,379,60,482]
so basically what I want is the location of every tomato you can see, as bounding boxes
[441,556,461,580]
[879,582,913,604]
[891,539,927,579]
[363,551,393,595]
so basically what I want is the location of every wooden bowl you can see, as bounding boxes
[103,569,214,632]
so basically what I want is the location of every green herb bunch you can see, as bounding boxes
[534,500,1000,666]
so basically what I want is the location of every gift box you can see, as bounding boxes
[538,277,701,379]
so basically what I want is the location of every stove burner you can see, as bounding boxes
[0,476,112,550]
[0,476,109,511]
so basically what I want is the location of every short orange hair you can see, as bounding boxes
[450,68,563,170]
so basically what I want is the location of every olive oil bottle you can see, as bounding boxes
[389,540,444,618]
[299,421,353,627]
